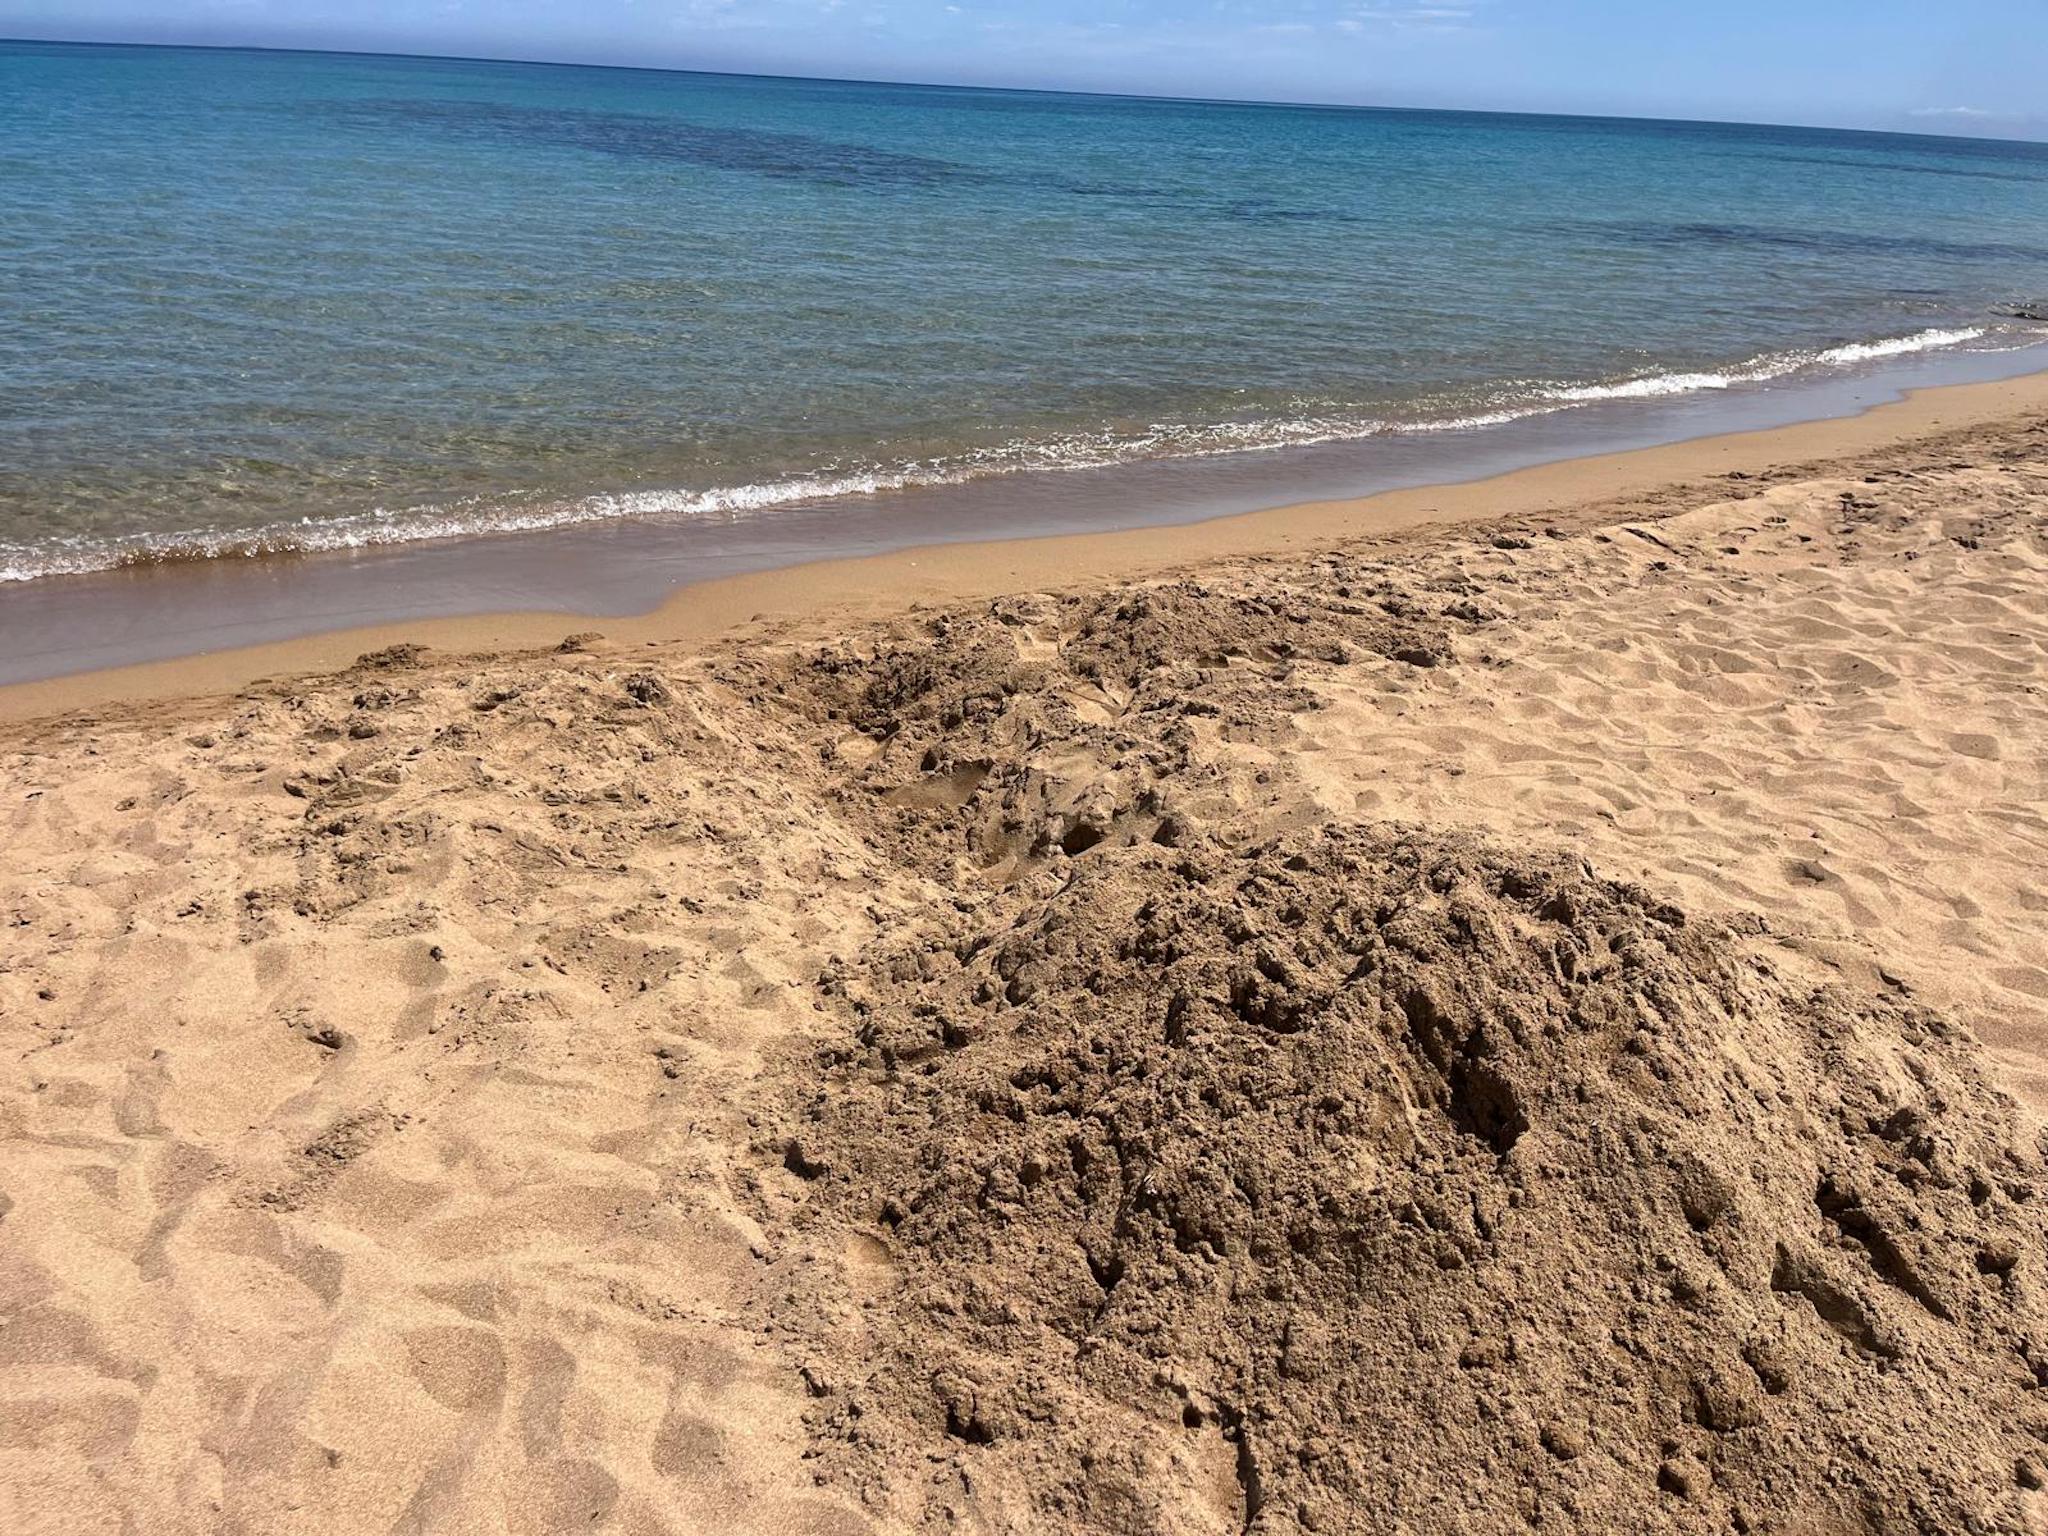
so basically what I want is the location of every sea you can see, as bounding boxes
[3,38,2047,587]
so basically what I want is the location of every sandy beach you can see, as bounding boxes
[5,383,2048,1533]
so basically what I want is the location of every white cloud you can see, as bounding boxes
[1908,105,1990,119]
[1337,3,1479,34]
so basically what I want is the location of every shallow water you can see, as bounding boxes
[3,40,2046,581]
[1,336,2043,689]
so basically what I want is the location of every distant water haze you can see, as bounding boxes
[3,39,2046,583]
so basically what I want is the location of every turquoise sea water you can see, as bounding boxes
[3,39,2046,581]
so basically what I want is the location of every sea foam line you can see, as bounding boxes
[1541,327,1986,402]
[0,324,2006,583]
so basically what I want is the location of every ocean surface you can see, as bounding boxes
[3,39,2047,583]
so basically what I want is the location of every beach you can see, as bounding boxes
[5,381,2048,1532]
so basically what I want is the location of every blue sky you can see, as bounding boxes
[4,1,2041,138]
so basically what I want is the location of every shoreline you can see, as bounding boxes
[5,361,2048,724]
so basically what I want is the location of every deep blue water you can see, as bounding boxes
[3,40,2045,579]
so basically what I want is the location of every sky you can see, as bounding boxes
[3,0,2042,140]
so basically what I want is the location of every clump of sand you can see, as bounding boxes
[773,822,2048,1534]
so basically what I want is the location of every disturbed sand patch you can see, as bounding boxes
[772,823,2048,1533]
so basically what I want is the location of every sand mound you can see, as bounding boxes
[773,824,2048,1534]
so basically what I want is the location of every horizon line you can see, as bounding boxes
[4,32,2044,149]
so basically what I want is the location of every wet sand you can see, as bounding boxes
[3,383,2048,1532]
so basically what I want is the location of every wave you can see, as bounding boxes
[1540,326,1986,402]
[0,323,2022,584]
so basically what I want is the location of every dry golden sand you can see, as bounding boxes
[3,391,2048,1532]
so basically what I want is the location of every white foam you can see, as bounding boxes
[0,324,2010,583]
[1543,326,1986,403]
[1813,327,1987,364]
